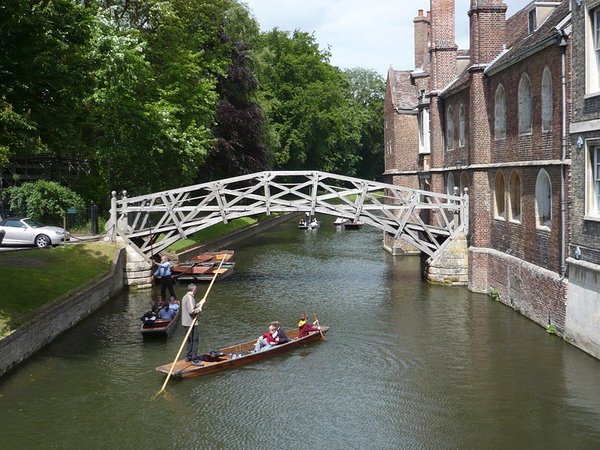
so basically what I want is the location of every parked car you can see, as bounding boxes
[0,217,70,248]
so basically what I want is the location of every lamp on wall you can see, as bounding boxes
[576,136,584,151]
[454,160,464,168]
[575,0,583,7]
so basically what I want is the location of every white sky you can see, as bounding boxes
[242,0,533,76]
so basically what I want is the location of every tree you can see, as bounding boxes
[0,0,96,164]
[3,180,85,221]
[256,30,362,175]
[203,2,268,180]
[343,68,385,181]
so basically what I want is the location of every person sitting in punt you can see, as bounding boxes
[298,313,320,338]
[140,307,158,323]
[158,301,177,321]
[253,324,278,352]
[168,296,180,311]
[270,321,289,344]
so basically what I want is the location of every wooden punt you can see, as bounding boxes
[141,310,180,337]
[156,326,329,378]
[174,262,235,282]
[343,220,364,230]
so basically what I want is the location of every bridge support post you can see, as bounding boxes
[383,232,420,255]
[124,246,154,288]
[425,231,469,285]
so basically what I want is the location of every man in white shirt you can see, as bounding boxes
[181,283,204,365]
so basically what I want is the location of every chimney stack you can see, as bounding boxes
[414,9,431,69]
[429,0,458,89]
[469,0,507,65]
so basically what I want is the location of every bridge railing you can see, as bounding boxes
[108,171,468,260]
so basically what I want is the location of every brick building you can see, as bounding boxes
[384,1,600,358]
[567,0,600,359]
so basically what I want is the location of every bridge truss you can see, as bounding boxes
[108,171,468,261]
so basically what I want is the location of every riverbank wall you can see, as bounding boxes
[0,248,126,378]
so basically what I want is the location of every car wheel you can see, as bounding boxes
[35,234,51,248]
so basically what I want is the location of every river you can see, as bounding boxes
[1,217,599,449]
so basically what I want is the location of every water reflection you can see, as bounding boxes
[1,217,599,448]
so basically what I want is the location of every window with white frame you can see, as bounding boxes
[509,171,522,222]
[541,68,553,132]
[535,169,552,228]
[459,104,465,147]
[585,6,600,94]
[494,84,506,140]
[494,171,505,219]
[587,144,600,217]
[518,74,532,135]
[418,107,430,154]
[446,106,454,150]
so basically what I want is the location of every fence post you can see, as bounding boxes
[91,204,99,235]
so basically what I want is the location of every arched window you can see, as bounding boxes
[509,171,522,222]
[447,172,456,196]
[541,68,553,132]
[460,171,469,196]
[494,172,505,219]
[518,74,532,135]
[494,85,506,140]
[536,169,552,228]
[459,104,466,147]
[446,106,454,150]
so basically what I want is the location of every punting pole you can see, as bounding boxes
[155,257,226,397]
[313,313,326,341]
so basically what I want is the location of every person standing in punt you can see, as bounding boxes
[181,283,204,365]
[154,254,176,301]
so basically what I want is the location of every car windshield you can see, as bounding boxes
[22,218,45,228]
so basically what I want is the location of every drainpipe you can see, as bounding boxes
[558,30,568,278]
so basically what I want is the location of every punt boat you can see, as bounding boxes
[156,326,329,378]
[141,309,180,337]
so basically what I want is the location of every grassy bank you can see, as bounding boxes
[0,242,120,336]
[166,216,260,253]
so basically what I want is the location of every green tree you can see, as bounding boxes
[256,30,362,175]
[3,180,85,221]
[343,68,385,181]
[0,0,96,164]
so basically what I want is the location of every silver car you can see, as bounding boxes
[0,217,70,248]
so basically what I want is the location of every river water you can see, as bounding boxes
[1,217,599,449]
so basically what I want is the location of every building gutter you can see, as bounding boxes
[559,29,569,278]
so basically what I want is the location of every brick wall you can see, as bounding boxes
[469,247,568,332]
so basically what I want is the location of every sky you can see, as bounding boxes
[242,0,534,76]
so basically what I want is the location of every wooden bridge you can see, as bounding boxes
[108,171,468,262]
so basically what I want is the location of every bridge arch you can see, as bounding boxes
[108,171,468,262]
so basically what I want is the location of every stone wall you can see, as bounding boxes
[565,258,600,360]
[0,248,126,378]
[426,231,468,285]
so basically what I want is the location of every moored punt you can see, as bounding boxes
[333,217,347,226]
[343,220,364,230]
[173,261,235,282]
[156,326,329,378]
[141,310,180,337]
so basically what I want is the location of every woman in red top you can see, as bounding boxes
[298,313,320,338]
